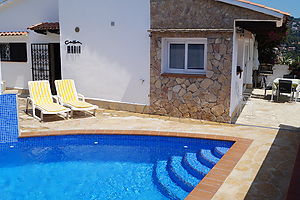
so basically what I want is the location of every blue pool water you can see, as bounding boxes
[0,135,233,200]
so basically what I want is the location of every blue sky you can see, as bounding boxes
[251,0,299,17]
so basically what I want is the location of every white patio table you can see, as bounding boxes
[271,78,300,101]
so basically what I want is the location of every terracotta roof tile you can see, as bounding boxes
[28,22,59,31]
[0,31,28,36]
[236,0,290,16]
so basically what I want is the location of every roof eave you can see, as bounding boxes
[215,0,288,19]
[27,22,60,35]
[0,31,28,37]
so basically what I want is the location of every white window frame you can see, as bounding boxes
[161,38,207,75]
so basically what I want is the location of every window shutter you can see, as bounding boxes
[9,43,27,62]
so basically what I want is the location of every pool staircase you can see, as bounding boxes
[153,146,230,200]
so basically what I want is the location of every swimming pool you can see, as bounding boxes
[0,134,233,200]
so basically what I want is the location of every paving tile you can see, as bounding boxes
[17,96,300,200]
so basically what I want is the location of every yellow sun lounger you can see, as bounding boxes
[26,80,71,122]
[54,79,98,117]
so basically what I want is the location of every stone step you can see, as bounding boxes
[153,160,188,200]
[197,149,220,168]
[182,153,210,179]
[167,156,200,192]
[213,146,230,159]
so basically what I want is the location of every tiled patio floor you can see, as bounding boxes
[236,89,300,130]
[285,144,300,200]
[19,90,300,200]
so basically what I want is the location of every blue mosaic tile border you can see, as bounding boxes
[0,94,19,143]
[0,134,234,153]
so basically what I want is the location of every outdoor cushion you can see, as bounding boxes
[27,80,70,122]
[37,103,68,113]
[55,79,97,116]
[55,79,77,102]
[30,81,53,105]
[65,100,93,108]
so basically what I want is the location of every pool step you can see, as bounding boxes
[167,156,200,192]
[182,153,210,179]
[213,147,230,159]
[197,149,220,168]
[153,150,222,199]
[153,160,189,200]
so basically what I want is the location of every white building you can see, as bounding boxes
[0,0,59,92]
[0,0,289,122]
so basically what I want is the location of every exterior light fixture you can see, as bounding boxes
[75,27,80,33]
[236,27,245,37]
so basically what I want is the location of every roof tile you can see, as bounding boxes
[0,31,28,36]
[28,22,59,31]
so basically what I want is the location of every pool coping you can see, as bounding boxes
[20,130,253,200]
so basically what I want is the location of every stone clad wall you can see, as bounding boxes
[149,32,233,122]
[149,0,280,122]
[151,0,279,29]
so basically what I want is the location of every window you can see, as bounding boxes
[162,38,207,74]
[0,43,27,62]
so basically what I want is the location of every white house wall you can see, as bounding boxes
[59,0,150,105]
[230,28,255,116]
[0,0,59,89]
[230,29,243,116]
[243,36,255,86]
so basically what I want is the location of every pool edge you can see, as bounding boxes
[19,130,253,200]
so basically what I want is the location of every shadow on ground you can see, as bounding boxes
[24,109,94,122]
[232,90,298,125]
[251,91,296,103]
[244,124,300,200]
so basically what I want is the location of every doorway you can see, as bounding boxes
[31,43,61,94]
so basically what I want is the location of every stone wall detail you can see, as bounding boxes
[148,0,281,122]
[151,0,279,30]
[149,32,233,122]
